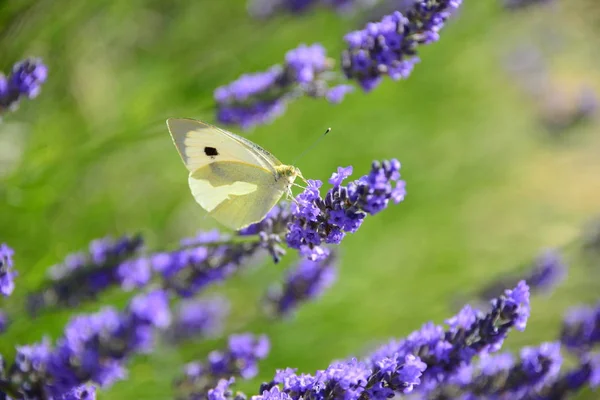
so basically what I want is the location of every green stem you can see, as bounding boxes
[0,379,23,399]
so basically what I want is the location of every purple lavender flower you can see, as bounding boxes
[427,342,562,398]
[0,58,47,114]
[1,291,169,397]
[265,251,337,316]
[255,354,427,399]
[221,1,463,127]
[0,309,8,333]
[167,296,230,342]
[286,160,405,260]
[253,385,292,400]
[560,302,600,355]
[215,43,352,129]
[238,203,291,263]
[44,289,171,396]
[367,282,531,387]
[207,377,235,400]
[59,384,97,400]
[253,355,426,400]
[342,1,463,90]
[27,235,143,314]
[499,352,600,400]
[152,238,263,298]
[190,283,529,400]
[174,333,270,399]
[525,250,566,293]
[0,339,52,398]
[0,243,16,296]
[116,257,152,291]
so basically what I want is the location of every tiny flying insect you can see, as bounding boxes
[166,118,306,230]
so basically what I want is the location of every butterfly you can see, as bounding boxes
[167,118,303,230]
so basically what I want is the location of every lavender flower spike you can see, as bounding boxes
[174,333,270,399]
[0,243,16,296]
[205,283,528,400]
[530,353,600,399]
[167,296,230,342]
[152,230,265,297]
[45,289,171,397]
[238,203,291,263]
[0,309,8,333]
[342,1,463,90]
[560,301,600,355]
[265,251,337,316]
[215,43,352,129]
[27,234,144,314]
[254,354,426,399]
[367,281,531,387]
[0,58,47,114]
[286,160,406,260]
[428,342,563,398]
[1,339,98,399]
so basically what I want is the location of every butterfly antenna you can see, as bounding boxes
[292,127,331,166]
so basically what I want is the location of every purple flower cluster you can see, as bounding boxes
[265,251,337,316]
[201,282,530,400]
[525,250,567,293]
[238,203,291,263]
[0,309,7,333]
[560,302,600,355]
[215,43,352,129]
[0,243,16,296]
[218,1,464,128]
[1,290,169,399]
[174,333,269,399]
[429,342,563,398]
[342,1,462,90]
[152,231,264,297]
[27,235,144,314]
[258,355,426,399]
[45,290,171,396]
[534,353,600,399]
[1,243,15,335]
[286,161,405,260]
[167,296,230,342]
[6,340,97,399]
[368,281,531,389]
[0,58,47,114]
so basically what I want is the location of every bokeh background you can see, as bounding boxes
[1,0,599,398]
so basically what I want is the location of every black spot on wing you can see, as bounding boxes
[204,146,219,157]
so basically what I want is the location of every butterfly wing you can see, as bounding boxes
[167,118,280,173]
[189,161,288,229]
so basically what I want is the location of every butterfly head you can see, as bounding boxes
[276,165,301,184]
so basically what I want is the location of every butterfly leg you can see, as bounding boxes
[285,187,301,206]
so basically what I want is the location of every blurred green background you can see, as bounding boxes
[1,0,599,398]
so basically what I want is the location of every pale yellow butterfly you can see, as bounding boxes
[166,118,302,230]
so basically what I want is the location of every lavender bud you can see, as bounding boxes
[0,243,16,297]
